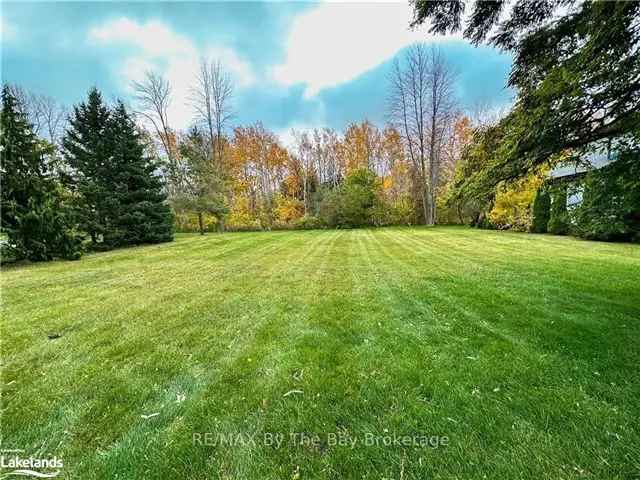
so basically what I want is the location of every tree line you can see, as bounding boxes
[4,0,636,263]
[132,46,463,233]
[2,43,468,263]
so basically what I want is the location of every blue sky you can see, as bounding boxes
[1,1,514,143]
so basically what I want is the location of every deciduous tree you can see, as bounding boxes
[388,44,457,224]
[191,59,234,166]
[132,71,178,191]
[174,126,227,235]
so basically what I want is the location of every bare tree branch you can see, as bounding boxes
[132,71,175,174]
[190,58,234,167]
[387,44,457,225]
[7,85,67,146]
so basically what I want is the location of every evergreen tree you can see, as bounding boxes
[63,87,112,247]
[106,101,173,246]
[548,184,570,236]
[411,1,640,184]
[64,90,172,249]
[1,85,82,261]
[531,187,550,233]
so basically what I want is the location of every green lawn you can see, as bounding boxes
[2,227,640,479]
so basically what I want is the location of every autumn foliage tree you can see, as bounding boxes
[228,123,290,229]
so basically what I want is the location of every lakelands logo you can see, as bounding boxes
[0,450,63,478]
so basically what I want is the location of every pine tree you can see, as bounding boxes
[1,85,82,261]
[106,101,173,246]
[63,87,112,247]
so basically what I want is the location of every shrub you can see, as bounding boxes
[319,168,383,228]
[1,238,19,265]
[294,215,324,230]
[476,214,496,230]
[274,195,304,224]
[547,184,570,235]
[490,169,547,231]
[572,150,640,242]
[531,187,551,233]
[173,211,219,233]
[395,198,417,225]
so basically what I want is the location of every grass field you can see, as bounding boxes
[2,227,640,479]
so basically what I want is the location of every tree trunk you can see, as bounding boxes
[198,212,204,235]
[303,175,308,216]
[422,195,429,225]
[431,187,437,225]
[419,158,430,226]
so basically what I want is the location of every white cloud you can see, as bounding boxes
[271,3,458,97]
[89,18,193,58]
[88,18,254,129]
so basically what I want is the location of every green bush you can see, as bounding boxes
[572,151,640,242]
[531,187,551,233]
[294,215,324,230]
[173,211,219,233]
[1,240,18,265]
[476,214,496,230]
[548,184,570,235]
[319,168,382,228]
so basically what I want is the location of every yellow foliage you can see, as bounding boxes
[173,211,219,233]
[489,167,548,231]
[227,196,260,230]
[275,196,304,224]
[341,121,380,172]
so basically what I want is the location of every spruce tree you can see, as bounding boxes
[63,87,112,247]
[106,101,173,246]
[1,85,82,261]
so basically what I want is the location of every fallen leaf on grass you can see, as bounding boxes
[141,413,160,419]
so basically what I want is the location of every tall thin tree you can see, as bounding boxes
[426,48,457,224]
[388,44,456,225]
[388,45,429,223]
[191,59,234,166]
[132,71,177,190]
